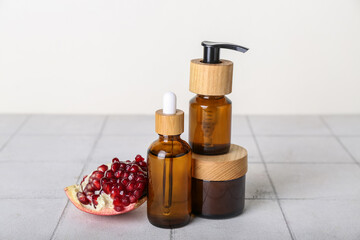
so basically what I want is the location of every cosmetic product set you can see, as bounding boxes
[147,41,249,227]
[65,40,249,229]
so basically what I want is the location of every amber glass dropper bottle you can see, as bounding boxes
[189,41,248,155]
[147,92,192,228]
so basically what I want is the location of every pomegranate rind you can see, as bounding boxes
[64,185,146,216]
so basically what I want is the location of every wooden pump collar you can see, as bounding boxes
[189,59,233,96]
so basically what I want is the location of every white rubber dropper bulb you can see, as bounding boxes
[163,92,177,115]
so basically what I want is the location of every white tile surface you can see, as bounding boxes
[0,115,27,135]
[323,115,360,136]
[91,135,153,163]
[1,114,359,239]
[339,137,360,162]
[267,164,360,199]
[0,162,83,198]
[249,116,331,135]
[232,115,252,136]
[0,198,67,240]
[246,164,275,199]
[103,115,155,136]
[175,200,292,240]
[281,200,360,240]
[0,135,96,162]
[19,115,105,135]
[53,204,170,240]
[257,136,353,163]
[232,136,261,162]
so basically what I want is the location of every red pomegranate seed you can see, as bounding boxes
[114,170,123,178]
[110,188,120,199]
[128,173,135,181]
[85,183,94,192]
[88,176,95,182]
[92,194,99,206]
[93,171,104,179]
[121,197,130,206]
[119,163,126,169]
[111,162,120,172]
[119,190,126,197]
[129,165,139,173]
[106,170,114,178]
[112,158,120,163]
[135,154,144,162]
[102,183,112,194]
[97,164,108,172]
[125,160,131,163]
[126,182,135,192]
[123,172,130,179]
[113,196,122,206]
[135,182,145,191]
[114,206,124,212]
[125,164,131,171]
[77,192,90,205]
[138,161,147,167]
[133,189,142,199]
[117,184,125,191]
[109,178,117,184]
[129,194,137,203]
[135,175,145,182]
[121,179,129,186]
[91,179,101,190]
[100,178,108,186]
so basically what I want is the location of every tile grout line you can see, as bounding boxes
[319,116,360,167]
[49,116,109,240]
[170,228,174,240]
[246,116,296,240]
[0,115,31,153]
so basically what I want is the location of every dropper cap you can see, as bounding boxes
[155,92,184,135]
[190,41,248,96]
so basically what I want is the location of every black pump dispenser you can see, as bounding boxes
[202,41,248,64]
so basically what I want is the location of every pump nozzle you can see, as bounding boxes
[202,41,248,64]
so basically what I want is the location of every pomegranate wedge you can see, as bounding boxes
[65,155,147,215]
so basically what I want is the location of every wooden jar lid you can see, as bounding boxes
[189,59,233,96]
[192,144,248,181]
[155,109,184,135]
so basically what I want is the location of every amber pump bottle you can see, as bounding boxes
[147,92,192,228]
[189,41,248,155]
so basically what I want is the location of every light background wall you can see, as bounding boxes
[0,0,359,115]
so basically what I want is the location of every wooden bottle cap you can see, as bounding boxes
[189,58,233,96]
[155,109,184,135]
[192,144,248,181]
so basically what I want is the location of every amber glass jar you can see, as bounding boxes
[192,176,245,218]
[147,134,192,228]
[191,144,247,219]
[189,94,232,155]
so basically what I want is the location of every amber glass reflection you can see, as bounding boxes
[189,95,232,155]
[147,135,192,228]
